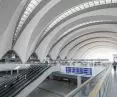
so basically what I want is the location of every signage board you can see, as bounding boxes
[65,67,92,77]
[60,66,104,77]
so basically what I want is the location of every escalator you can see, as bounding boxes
[0,64,51,97]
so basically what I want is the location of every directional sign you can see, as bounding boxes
[66,67,92,76]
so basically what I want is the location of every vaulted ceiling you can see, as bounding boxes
[0,0,117,63]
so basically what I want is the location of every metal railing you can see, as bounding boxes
[88,65,112,97]
[65,64,112,97]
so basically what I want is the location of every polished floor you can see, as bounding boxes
[28,79,76,97]
[106,68,117,97]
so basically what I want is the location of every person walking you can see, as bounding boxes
[113,61,117,71]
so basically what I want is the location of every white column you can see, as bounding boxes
[77,76,81,88]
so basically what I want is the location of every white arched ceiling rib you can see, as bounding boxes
[35,0,117,44]
[49,23,117,60]
[73,42,117,59]
[60,37,117,59]
[13,0,90,61]
[49,20,117,58]
[15,0,40,36]
[13,0,61,63]
[13,0,92,62]
[34,0,117,51]
[57,24,117,58]
[47,15,117,56]
[0,0,27,60]
[59,31,117,59]
[14,0,90,46]
[67,39,117,59]
[69,41,117,59]
[14,0,96,63]
[14,0,117,62]
[25,0,91,49]
[13,0,52,46]
[48,15,117,50]
[79,45,117,59]
[59,30,116,52]
[36,8,117,61]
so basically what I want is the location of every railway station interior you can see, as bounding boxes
[0,0,117,97]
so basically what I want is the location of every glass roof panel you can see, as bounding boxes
[20,17,26,22]
[30,0,38,6]
[112,0,117,3]
[99,0,106,4]
[106,0,112,3]
[74,6,80,11]
[83,3,90,8]
[24,11,30,16]
[71,8,77,13]
[94,0,100,6]
[19,21,24,25]
[28,3,35,10]
[79,4,85,9]
[26,7,33,12]
[88,1,95,7]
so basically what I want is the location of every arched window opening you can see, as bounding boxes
[0,50,22,63]
[27,53,40,64]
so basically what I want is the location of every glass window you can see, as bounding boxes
[99,0,106,4]
[36,0,41,2]
[62,13,66,18]
[48,24,53,29]
[74,6,80,11]
[30,0,38,6]
[71,8,77,13]
[17,24,22,28]
[55,18,60,23]
[28,3,35,10]
[24,11,30,16]
[112,0,117,3]
[22,14,28,21]
[94,0,100,6]
[19,21,24,26]
[50,20,57,28]
[88,1,95,7]
[52,21,56,26]
[106,0,112,4]
[58,15,64,21]
[26,7,32,13]
[16,27,20,32]
[84,3,90,8]
[64,11,69,16]
[66,10,73,15]
[20,17,26,22]
[79,4,85,10]
[14,32,17,36]
[45,27,49,32]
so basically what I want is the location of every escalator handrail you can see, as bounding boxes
[10,65,50,97]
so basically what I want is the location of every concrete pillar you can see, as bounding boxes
[77,76,81,88]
